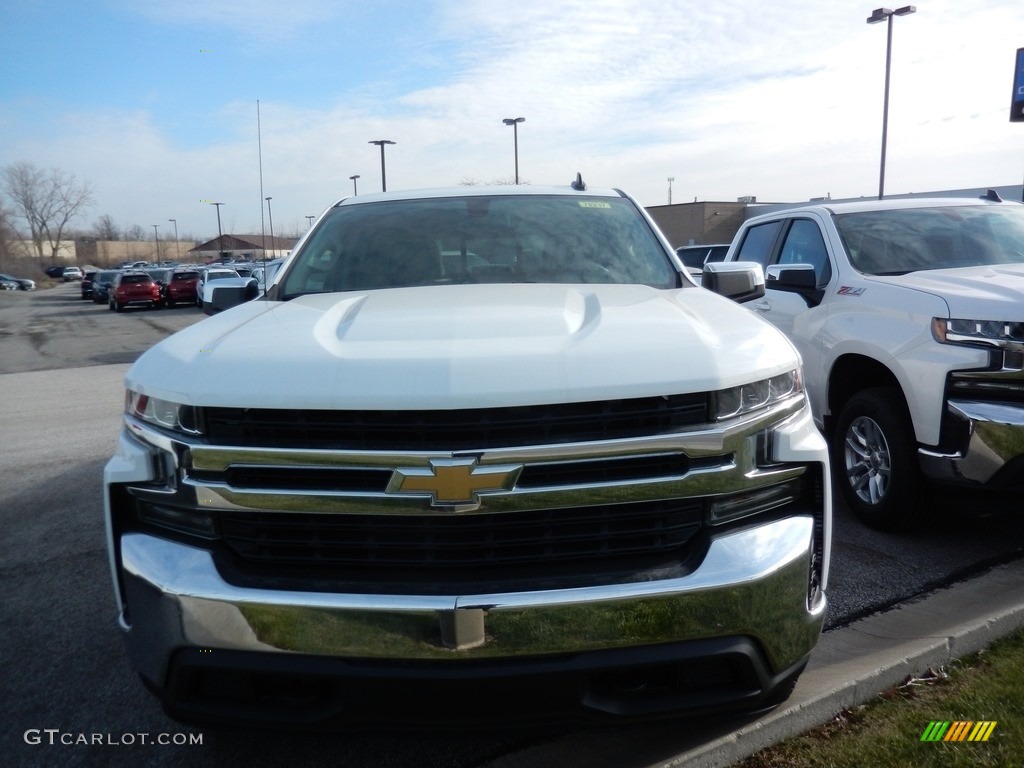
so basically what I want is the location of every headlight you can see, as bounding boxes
[714,369,803,421]
[932,318,1024,350]
[125,390,201,435]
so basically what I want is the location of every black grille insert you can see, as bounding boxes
[218,498,705,586]
[203,394,710,451]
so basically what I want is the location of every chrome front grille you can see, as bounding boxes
[126,394,815,592]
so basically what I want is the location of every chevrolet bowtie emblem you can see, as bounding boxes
[388,458,521,509]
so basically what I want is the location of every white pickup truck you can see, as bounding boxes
[725,193,1024,530]
[104,182,831,728]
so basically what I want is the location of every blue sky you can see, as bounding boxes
[1,0,1022,241]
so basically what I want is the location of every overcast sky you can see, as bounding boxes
[2,0,1022,240]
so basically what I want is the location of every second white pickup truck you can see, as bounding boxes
[725,193,1024,530]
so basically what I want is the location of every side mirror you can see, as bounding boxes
[766,263,816,290]
[765,263,825,307]
[204,280,259,315]
[701,261,765,303]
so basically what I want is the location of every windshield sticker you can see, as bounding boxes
[578,201,612,209]
[837,286,866,296]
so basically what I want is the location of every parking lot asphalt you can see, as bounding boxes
[479,558,1024,768]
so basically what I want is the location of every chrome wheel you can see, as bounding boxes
[843,415,891,505]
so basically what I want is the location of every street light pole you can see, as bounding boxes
[265,197,275,256]
[502,117,526,184]
[350,174,360,196]
[211,202,225,261]
[867,5,916,200]
[168,218,179,260]
[306,215,315,228]
[667,177,675,205]
[152,224,160,261]
[368,140,396,192]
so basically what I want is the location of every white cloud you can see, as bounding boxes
[3,0,1022,235]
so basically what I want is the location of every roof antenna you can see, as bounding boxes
[570,172,586,191]
[981,189,1003,202]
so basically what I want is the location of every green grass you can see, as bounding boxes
[737,627,1024,767]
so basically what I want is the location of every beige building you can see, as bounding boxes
[646,201,752,249]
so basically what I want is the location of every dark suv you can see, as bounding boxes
[109,271,160,312]
[92,270,119,304]
[81,270,98,299]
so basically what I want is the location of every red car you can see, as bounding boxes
[109,271,161,312]
[163,269,200,307]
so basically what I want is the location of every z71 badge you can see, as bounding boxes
[837,286,866,296]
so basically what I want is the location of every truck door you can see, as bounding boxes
[735,216,833,418]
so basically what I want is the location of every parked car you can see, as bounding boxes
[107,181,831,728]
[675,244,730,271]
[62,266,83,281]
[194,266,240,308]
[80,270,98,299]
[45,265,67,278]
[0,277,19,290]
[163,269,201,307]
[92,270,120,304]
[145,268,173,305]
[0,272,36,291]
[722,192,1024,529]
[199,259,286,313]
[109,270,161,312]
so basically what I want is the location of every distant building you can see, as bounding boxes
[646,201,752,249]
[188,234,297,263]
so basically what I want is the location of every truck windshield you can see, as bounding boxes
[278,194,679,298]
[834,205,1024,275]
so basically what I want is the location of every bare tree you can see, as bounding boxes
[0,203,18,270]
[94,214,120,240]
[1,162,95,261]
[125,224,145,241]
[459,176,524,186]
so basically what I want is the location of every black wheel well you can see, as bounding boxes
[825,355,905,436]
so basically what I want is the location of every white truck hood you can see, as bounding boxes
[126,283,798,409]
[876,264,1024,319]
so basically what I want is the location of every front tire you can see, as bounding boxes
[832,387,923,531]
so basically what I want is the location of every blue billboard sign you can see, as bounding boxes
[1012,47,1024,122]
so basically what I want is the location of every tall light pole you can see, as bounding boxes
[368,140,395,192]
[152,224,160,260]
[306,215,315,228]
[211,202,225,261]
[867,5,916,200]
[350,174,360,196]
[502,117,526,184]
[667,177,675,205]
[265,197,275,256]
[168,218,179,260]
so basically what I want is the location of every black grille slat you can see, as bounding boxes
[203,394,709,450]
[219,500,703,572]
[218,467,391,492]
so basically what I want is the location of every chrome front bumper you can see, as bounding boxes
[919,399,1024,486]
[118,514,825,689]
